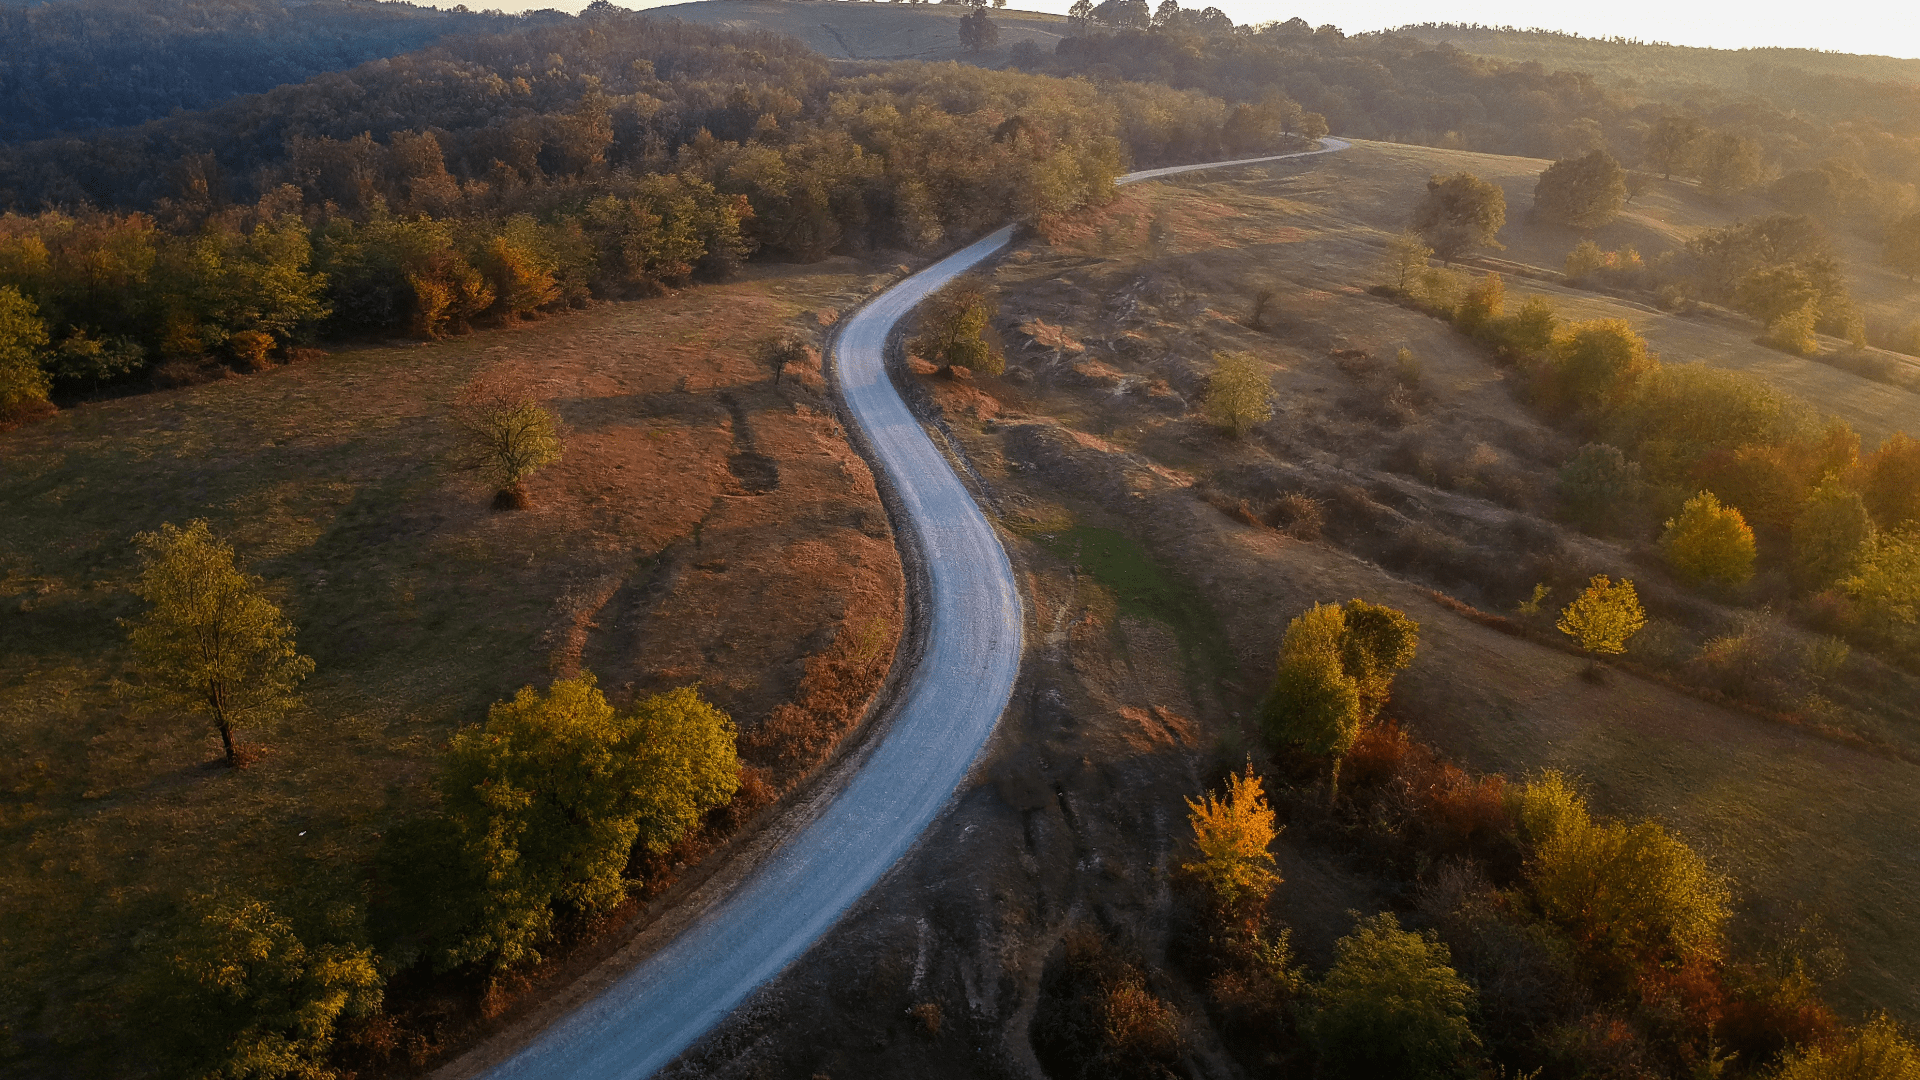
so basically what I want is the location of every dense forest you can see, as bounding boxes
[0,0,546,143]
[0,7,1258,420]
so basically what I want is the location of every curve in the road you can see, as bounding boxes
[480,137,1348,1080]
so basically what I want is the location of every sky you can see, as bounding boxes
[455,0,1920,60]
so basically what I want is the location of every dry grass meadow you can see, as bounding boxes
[0,260,905,1069]
[900,139,1920,1022]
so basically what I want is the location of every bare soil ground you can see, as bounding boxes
[0,260,906,1074]
[657,143,1920,1080]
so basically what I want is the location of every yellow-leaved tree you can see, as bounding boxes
[431,674,739,970]
[453,369,563,509]
[1776,1014,1920,1080]
[1182,764,1280,916]
[1556,574,1646,668]
[0,284,52,425]
[1203,350,1273,437]
[910,277,1002,375]
[123,520,314,767]
[1661,491,1757,588]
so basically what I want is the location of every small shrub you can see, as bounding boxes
[1266,492,1325,540]
[452,370,563,504]
[1774,1013,1920,1080]
[1203,350,1274,436]
[1557,443,1643,533]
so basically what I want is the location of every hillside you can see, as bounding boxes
[0,0,543,143]
[650,0,1071,60]
[633,139,1920,1078]
[1387,23,1920,93]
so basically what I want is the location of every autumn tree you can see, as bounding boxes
[1643,114,1705,179]
[432,675,740,970]
[1885,212,1920,281]
[1496,294,1558,355]
[1203,350,1272,436]
[1182,764,1280,916]
[1863,432,1920,531]
[1452,271,1504,339]
[1794,483,1875,589]
[157,895,381,1080]
[1556,574,1646,661]
[0,284,51,424]
[1841,529,1920,648]
[1264,602,1363,769]
[1776,1014,1920,1080]
[1698,133,1766,197]
[1737,264,1821,355]
[1545,318,1656,412]
[1529,809,1731,976]
[1308,913,1480,1080]
[452,370,563,509]
[910,278,1001,375]
[1410,172,1506,263]
[1337,598,1419,718]
[1661,491,1758,588]
[1532,149,1628,231]
[1379,231,1432,293]
[124,520,315,767]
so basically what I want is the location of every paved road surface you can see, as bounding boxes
[480,137,1348,1080]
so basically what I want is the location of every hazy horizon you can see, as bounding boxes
[439,0,1920,62]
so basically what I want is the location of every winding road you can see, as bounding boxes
[479,136,1348,1080]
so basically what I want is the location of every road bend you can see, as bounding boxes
[480,137,1347,1080]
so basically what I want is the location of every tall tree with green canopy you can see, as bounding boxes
[433,674,739,970]
[1794,483,1875,589]
[123,520,315,767]
[1337,598,1419,718]
[1643,114,1704,179]
[1264,602,1363,769]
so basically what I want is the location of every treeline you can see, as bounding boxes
[0,11,1266,422]
[1381,229,1920,668]
[0,0,541,143]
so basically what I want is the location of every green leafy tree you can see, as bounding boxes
[1264,602,1363,766]
[1182,764,1280,916]
[1794,483,1875,589]
[1556,574,1646,659]
[1533,149,1628,230]
[1452,272,1504,338]
[910,278,1001,375]
[158,895,381,1080]
[1337,598,1419,718]
[1737,264,1822,355]
[435,675,739,970]
[0,284,51,420]
[1776,1014,1920,1080]
[452,370,563,506]
[124,520,315,767]
[1203,350,1272,436]
[1411,172,1506,262]
[1308,912,1480,1079]
[1644,114,1705,179]
[1557,444,1643,532]
[958,6,998,50]
[1661,491,1758,588]
[1885,212,1920,281]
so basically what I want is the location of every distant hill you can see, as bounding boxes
[0,0,553,143]
[647,0,1069,60]
[1385,23,1920,93]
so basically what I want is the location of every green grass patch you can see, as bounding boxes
[1037,525,1234,686]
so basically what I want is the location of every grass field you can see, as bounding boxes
[0,260,905,1073]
